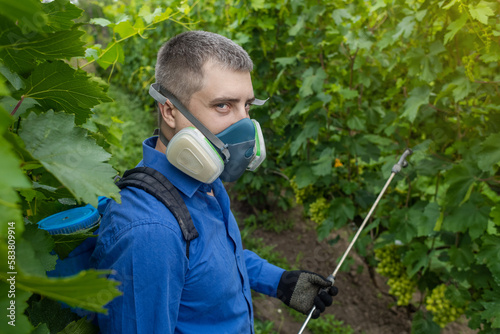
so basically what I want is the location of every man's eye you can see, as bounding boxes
[216,103,229,109]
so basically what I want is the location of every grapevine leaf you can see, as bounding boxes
[153,8,173,23]
[331,8,351,25]
[0,74,8,96]
[17,239,51,277]
[20,224,57,274]
[345,30,373,51]
[448,244,474,269]
[0,282,33,333]
[299,67,326,97]
[468,1,495,25]
[346,115,365,130]
[22,61,112,124]
[274,57,297,67]
[477,133,500,171]
[400,86,430,123]
[288,16,305,37]
[0,64,25,90]
[481,42,500,63]
[32,323,50,334]
[294,165,318,189]
[1,96,38,117]
[480,301,500,327]
[477,235,500,284]
[450,75,472,101]
[43,0,83,32]
[11,269,122,314]
[0,0,47,32]
[0,108,30,232]
[19,110,119,207]
[138,5,162,25]
[443,164,475,207]
[90,18,112,27]
[392,16,416,41]
[312,147,334,177]
[364,134,394,147]
[411,310,441,334]
[289,99,311,117]
[58,317,99,334]
[327,197,355,230]
[442,0,458,10]
[445,284,470,306]
[96,43,125,70]
[113,20,136,39]
[403,242,429,277]
[444,202,490,239]
[394,207,418,243]
[25,294,79,333]
[317,218,334,241]
[290,120,319,156]
[444,13,467,44]
[0,25,86,74]
[491,206,500,227]
[411,202,440,237]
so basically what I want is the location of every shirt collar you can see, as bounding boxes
[141,136,206,198]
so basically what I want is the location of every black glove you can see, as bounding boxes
[277,270,338,319]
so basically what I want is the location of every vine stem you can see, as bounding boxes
[11,95,25,116]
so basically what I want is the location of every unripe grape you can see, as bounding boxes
[374,244,405,278]
[387,274,416,306]
[308,197,329,225]
[290,177,315,204]
[425,284,466,328]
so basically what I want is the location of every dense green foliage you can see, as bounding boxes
[1,0,499,333]
[0,0,181,332]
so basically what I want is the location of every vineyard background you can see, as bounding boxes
[1,0,499,333]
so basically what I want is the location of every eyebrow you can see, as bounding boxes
[209,96,256,105]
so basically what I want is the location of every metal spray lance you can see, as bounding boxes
[297,148,413,334]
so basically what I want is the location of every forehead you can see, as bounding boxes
[195,61,254,100]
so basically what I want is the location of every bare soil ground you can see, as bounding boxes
[232,200,475,334]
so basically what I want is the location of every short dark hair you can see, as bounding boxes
[155,31,253,106]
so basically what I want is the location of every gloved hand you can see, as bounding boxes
[276,270,338,319]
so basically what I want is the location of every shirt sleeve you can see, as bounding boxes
[243,249,285,298]
[95,221,188,334]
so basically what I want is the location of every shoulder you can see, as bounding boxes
[99,186,186,245]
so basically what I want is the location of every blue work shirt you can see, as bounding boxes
[91,136,285,334]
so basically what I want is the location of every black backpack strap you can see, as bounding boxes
[115,167,198,259]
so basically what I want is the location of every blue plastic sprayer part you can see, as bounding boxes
[37,204,100,235]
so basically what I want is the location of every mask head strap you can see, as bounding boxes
[149,83,231,162]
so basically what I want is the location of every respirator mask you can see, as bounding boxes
[149,83,267,184]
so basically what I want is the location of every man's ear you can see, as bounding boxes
[158,99,176,128]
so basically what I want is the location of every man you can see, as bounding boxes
[91,31,338,333]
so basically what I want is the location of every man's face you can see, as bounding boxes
[173,61,255,135]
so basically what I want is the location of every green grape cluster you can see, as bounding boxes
[290,177,314,204]
[426,284,465,328]
[374,245,405,278]
[308,197,329,225]
[462,53,476,82]
[482,26,492,54]
[387,273,416,306]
